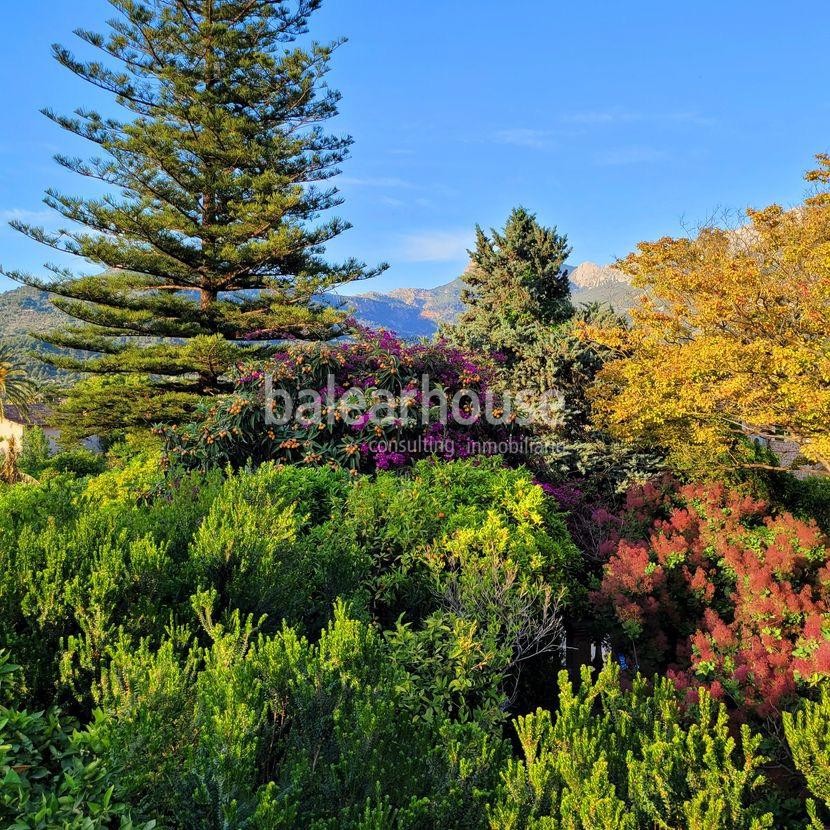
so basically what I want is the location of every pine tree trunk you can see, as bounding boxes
[200,288,217,311]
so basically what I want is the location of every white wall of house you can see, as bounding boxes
[1,419,100,454]
[0,416,25,448]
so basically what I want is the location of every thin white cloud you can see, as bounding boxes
[378,195,407,208]
[0,208,54,226]
[561,108,641,125]
[595,146,669,166]
[493,128,555,149]
[339,176,419,189]
[561,109,716,128]
[397,230,473,263]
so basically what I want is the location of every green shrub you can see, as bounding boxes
[188,464,364,632]
[0,477,86,696]
[489,662,773,830]
[83,435,166,505]
[339,458,582,620]
[183,459,581,724]
[0,651,152,829]
[93,600,506,829]
[0,473,83,544]
[47,449,107,477]
[0,469,223,704]
[784,682,830,828]
[18,426,51,478]
[2,456,579,727]
[336,459,581,723]
[183,458,581,723]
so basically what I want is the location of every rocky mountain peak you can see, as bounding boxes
[568,261,630,289]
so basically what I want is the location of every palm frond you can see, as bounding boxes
[0,343,40,420]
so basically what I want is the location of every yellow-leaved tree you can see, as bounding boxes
[587,157,830,476]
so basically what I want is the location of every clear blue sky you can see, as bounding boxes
[1,0,828,295]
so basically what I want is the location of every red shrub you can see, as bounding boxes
[593,482,830,718]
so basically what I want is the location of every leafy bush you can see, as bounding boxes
[593,481,830,717]
[180,458,579,724]
[162,328,525,473]
[0,469,223,703]
[0,651,151,829]
[47,449,107,477]
[336,459,581,722]
[93,601,506,829]
[181,459,581,725]
[19,427,112,482]
[187,464,363,633]
[1,457,579,722]
[18,426,51,478]
[83,435,166,505]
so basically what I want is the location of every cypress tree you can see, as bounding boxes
[2,0,383,437]
[446,207,572,369]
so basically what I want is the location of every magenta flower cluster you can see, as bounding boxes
[164,327,525,473]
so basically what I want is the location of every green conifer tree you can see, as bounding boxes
[446,207,572,368]
[1,0,383,437]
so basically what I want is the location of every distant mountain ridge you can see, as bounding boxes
[0,262,638,348]
[0,285,68,338]
[333,277,467,338]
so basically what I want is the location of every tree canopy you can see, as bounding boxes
[445,207,572,369]
[2,0,382,437]
[0,343,39,421]
[588,158,830,475]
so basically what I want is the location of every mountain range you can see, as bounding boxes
[0,261,639,349]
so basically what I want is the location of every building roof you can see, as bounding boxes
[1,404,52,426]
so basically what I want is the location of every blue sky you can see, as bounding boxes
[1,0,828,295]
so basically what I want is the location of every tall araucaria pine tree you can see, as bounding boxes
[1,0,384,438]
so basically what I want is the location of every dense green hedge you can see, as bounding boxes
[1,459,828,828]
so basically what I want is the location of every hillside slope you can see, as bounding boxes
[0,264,638,348]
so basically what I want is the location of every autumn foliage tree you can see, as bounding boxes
[587,157,830,476]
